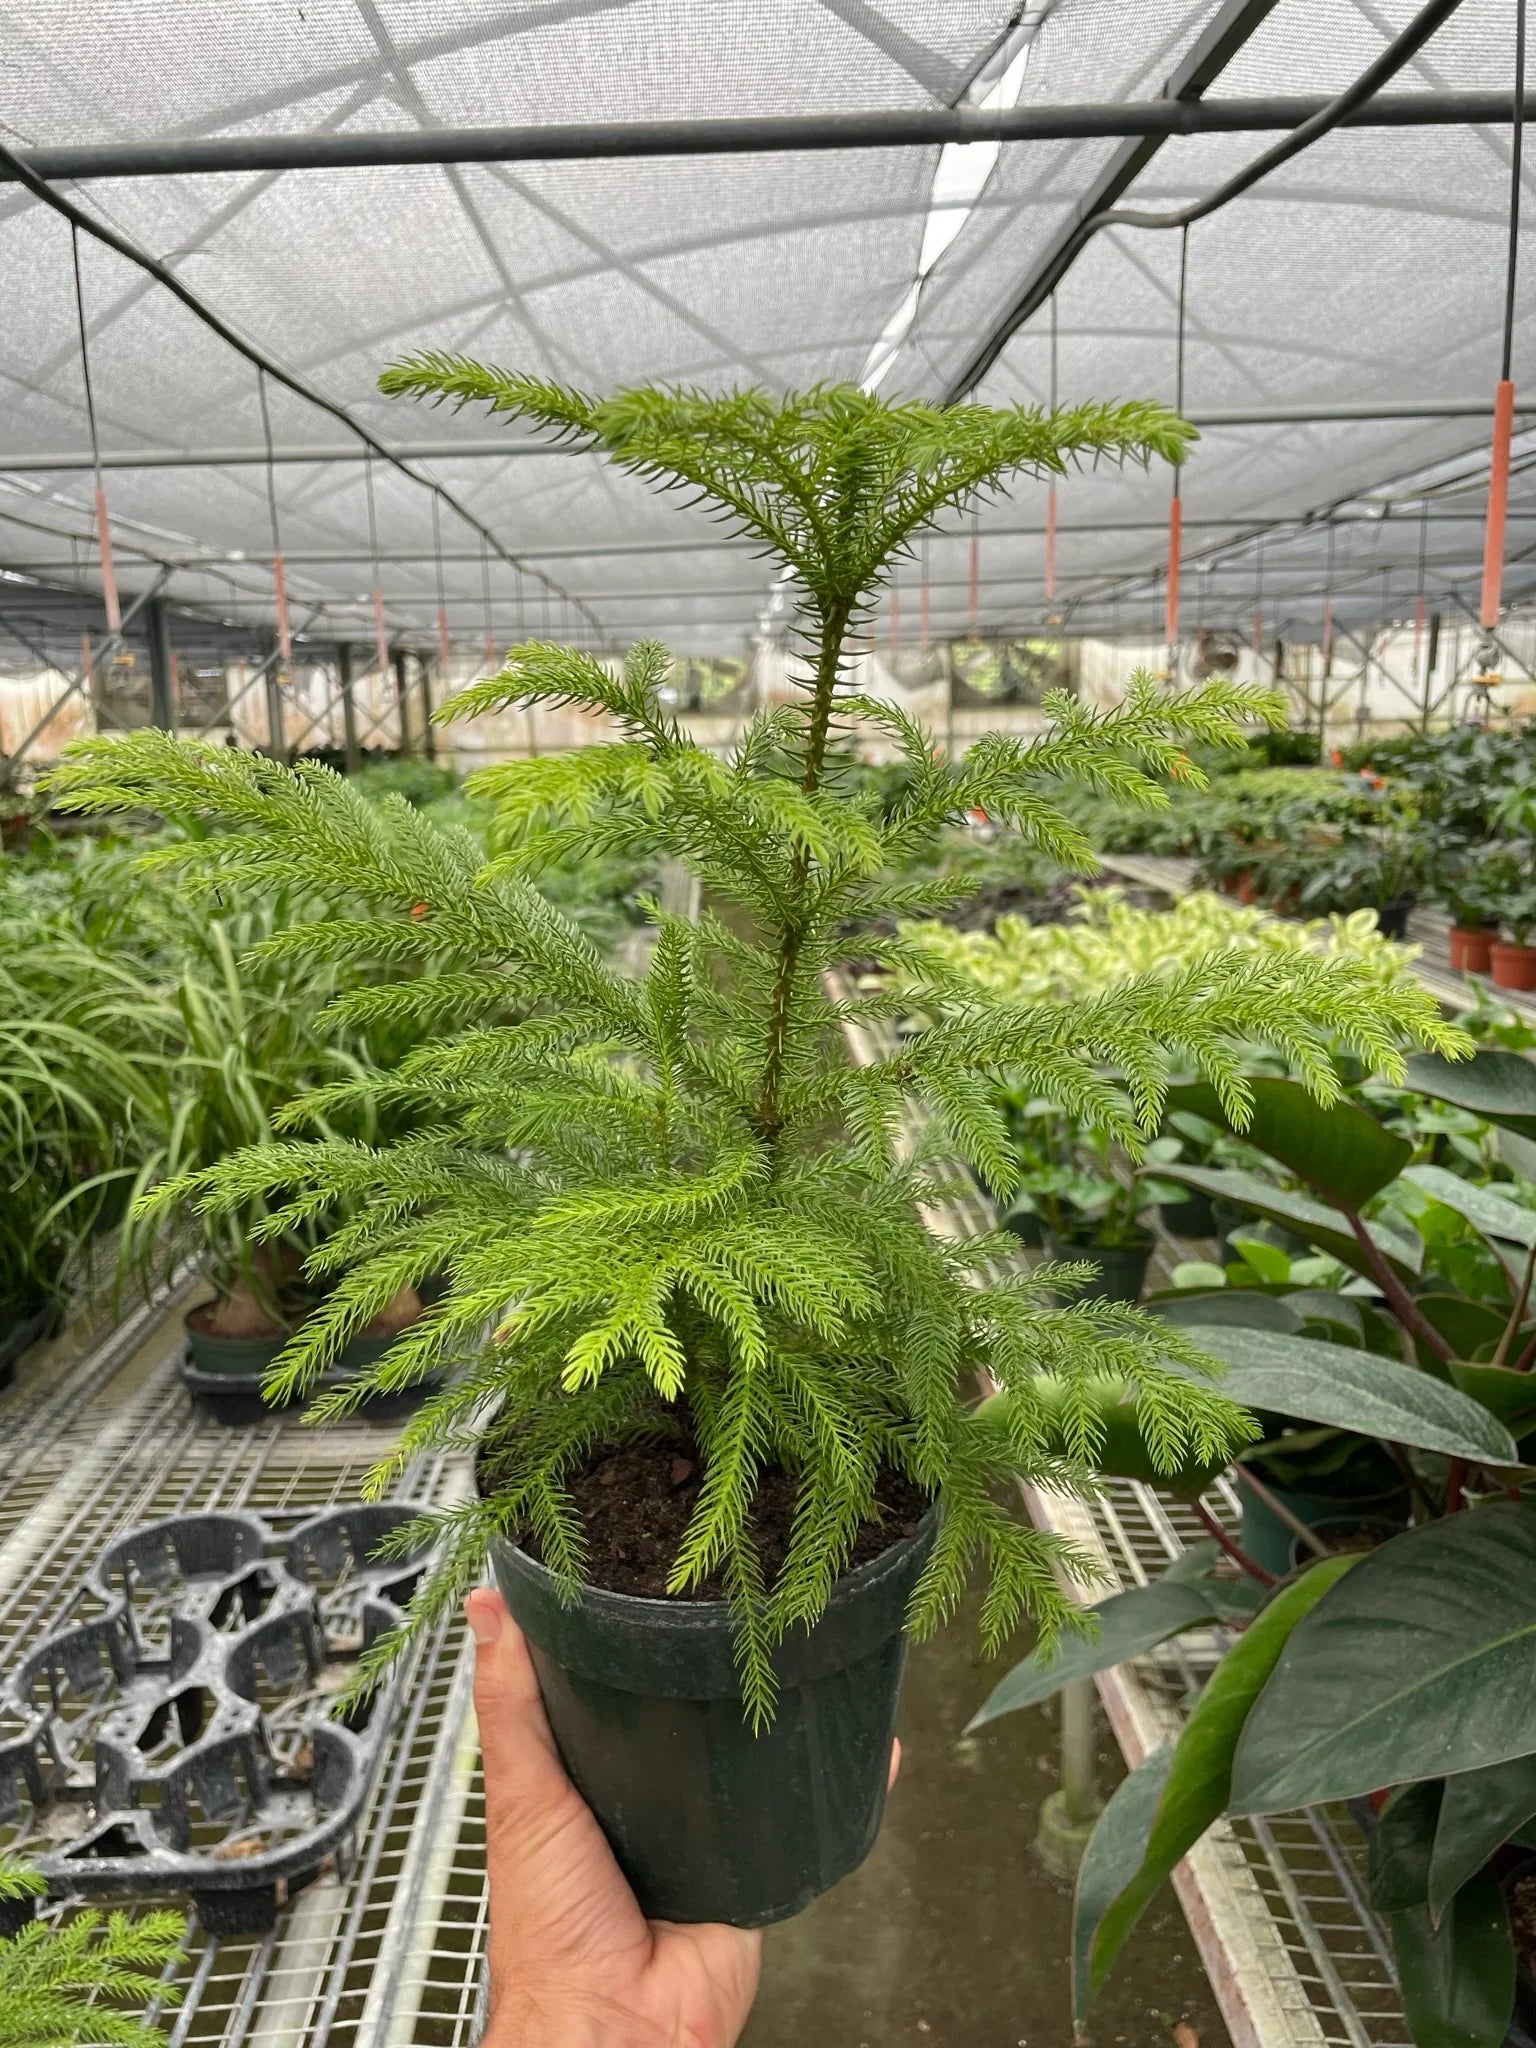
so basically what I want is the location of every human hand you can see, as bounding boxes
[467,1586,764,2048]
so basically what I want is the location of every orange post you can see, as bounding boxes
[483,631,496,674]
[920,577,931,651]
[968,533,980,628]
[890,587,901,655]
[1480,378,1516,629]
[94,486,121,633]
[373,586,390,679]
[1045,486,1057,603]
[1164,495,1183,649]
[438,606,452,671]
[272,554,292,663]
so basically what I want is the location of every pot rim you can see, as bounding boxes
[493,1497,939,1624]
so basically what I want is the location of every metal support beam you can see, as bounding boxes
[6,92,1529,184]
[944,0,1286,402]
[337,643,361,774]
[5,401,1533,474]
[145,597,176,732]
[393,647,414,757]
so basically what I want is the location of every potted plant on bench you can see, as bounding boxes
[50,371,1460,1930]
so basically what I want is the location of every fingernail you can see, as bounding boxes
[466,1594,502,1646]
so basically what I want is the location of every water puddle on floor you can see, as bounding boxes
[745,1594,1231,2048]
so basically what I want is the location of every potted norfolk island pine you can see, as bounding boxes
[49,373,1459,1927]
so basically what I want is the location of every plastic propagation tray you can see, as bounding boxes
[0,1502,434,1934]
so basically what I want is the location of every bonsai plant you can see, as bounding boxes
[49,372,1460,1929]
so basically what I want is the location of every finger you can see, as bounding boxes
[888,1737,902,1792]
[465,1589,569,1822]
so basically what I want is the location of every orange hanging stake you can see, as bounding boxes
[1480,378,1516,629]
[483,631,496,674]
[438,606,452,671]
[1164,495,1183,651]
[373,586,390,680]
[920,577,931,652]
[94,487,121,633]
[968,531,980,629]
[1045,486,1057,604]
[1322,599,1334,677]
[271,555,293,664]
[890,587,901,655]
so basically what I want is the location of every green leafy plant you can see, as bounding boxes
[0,1865,183,2048]
[49,375,1461,1720]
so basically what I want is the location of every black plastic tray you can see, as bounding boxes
[0,1503,432,1934]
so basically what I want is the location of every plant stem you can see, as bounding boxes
[1386,1440,1439,1521]
[754,604,850,1156]
[1191,1498,1278,1585]
[1445,1457,1468,1514]
[1231,1461,1330,1558]
[1492,1241,1536,1370]
[1512,1322,1536,1375]
[1343,1207,1453,1366]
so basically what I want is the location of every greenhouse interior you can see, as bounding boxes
[6,2,1536,2045]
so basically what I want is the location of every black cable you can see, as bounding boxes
[1503,0,1527,381]
[0,130,603,640]
[952,0,1468,397]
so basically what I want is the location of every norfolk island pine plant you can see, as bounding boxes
[47,371,1464,1927]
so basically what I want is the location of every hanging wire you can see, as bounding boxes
[1414,498,1430,678]
[1045,292,1059,606]
[69,223,121,634]
[364,448,389,685]
[481,535,496,675]
[433,493,452,675]
[256,368,292,667]
[1165,224,1189,663]
[1480,0,1526,633]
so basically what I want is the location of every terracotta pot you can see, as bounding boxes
[1234,872,1260,906]
[1449,925,1495,974]
[1492,941,1536,993]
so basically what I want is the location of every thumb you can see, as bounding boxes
[465,1587,570,1825]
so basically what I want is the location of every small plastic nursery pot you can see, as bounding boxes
[490,1505,939,1928]
[1158,1187,1216,1240]
[1000,1202,1045,1248]
[0,1297,64,1393]
[1043,1226,1154,1304]
[1286,1516,1405,1573]
[1375,895,1416,942]
[1449,924,1497,974]
[1492,942,1536,993]
[1239,1476,1408,1580]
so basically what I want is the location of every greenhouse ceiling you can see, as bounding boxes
[0,0,1533,661]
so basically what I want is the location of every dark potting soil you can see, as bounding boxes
[520,1437,930,1602]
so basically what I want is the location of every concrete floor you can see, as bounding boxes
[745,1596,1232,2048]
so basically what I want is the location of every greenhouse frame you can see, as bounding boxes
[4,4,1536,2046]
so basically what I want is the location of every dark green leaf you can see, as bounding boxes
[1418,1294,1510,1361]
[1084,1553,1360,2003]
[1232,1504,1536,1811]
[1072,1747,1173,2023]
[1158,1539,1268,1620]
[1371,1780,1444,1912]
[1284,1288,1365,1341]
[1154,1165,1422,1282]
[1449,1362,1536,1439]
[1403,1166,1536,1251]
[967,1582,1216,1731]
[1173,1324,1520,1464]
[1167,1077,1412,1208]
[1430,1755,1536,1922]
[1392,1872,1514,2048]
[1144,1290,1304,1335]
[1406,1049,1536,1142]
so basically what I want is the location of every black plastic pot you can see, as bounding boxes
[0,1299,62,1394]
[1286,1516,1406,1572]
[1239,1477,1408,1579]
[490,1507,938,1928]
[183,1315,290,1378]
[1000,1203,1044,1247]
[1158,1188,1216,1240]
[1043,1227,1154,1303]
[1376,895,1416,942]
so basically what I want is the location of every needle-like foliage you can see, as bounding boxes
[0,1876,183,2048]
[48,378,1465,1721]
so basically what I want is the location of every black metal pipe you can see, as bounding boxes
[5,93,1530,184]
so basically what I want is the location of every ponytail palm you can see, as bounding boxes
[49,376,1463,1717]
